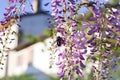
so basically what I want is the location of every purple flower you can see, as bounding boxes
[116,25,120,32]
[57,70,65,78]
[59,64,66,69]
[79,54,85,60]
[75,59,79,64]
[87,36,96,43]
[80,49,87,54]
[9,0,23,3]
[72,53,79,58]
[69,0,76,4]
[56,61,62,65]
[18,0,23,3]
[9,0,15,3]
[58,53,65,59]
[50,0,120,80]
[76,67,84,77]
[93,7,102,18]
[90,48,98,52]
[89,17,97,21]
[80,61,86,68]
[44,2,50,6]
[90,41,96,46]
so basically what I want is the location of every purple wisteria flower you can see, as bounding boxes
[9,0,23,3]
[0,0,32,69]
[51,0,120,80]
[51,0,88,79]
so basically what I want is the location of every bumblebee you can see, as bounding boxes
[56,36,64,46]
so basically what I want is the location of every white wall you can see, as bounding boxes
[0,38,58,78]
[32,38,58,75]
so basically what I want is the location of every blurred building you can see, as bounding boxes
[0,0,57,80]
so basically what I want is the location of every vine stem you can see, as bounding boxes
[80,0,95,16]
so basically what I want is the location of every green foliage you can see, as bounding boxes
[43,28,53,37]
[0,74,35,80]
[115,46,120,56]
[111,64,120,79]
[23,35,38,42]
[23,28,53,43]
[50,76,83,80]
[77,22,82,31]
[110,0,119,5]
[88,72,94,80]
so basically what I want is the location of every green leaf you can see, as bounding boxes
[77,22,82,31]
[44,28,53,36]
[107,38,116,44]
[115,47,120,56]
[101,48,106,53]
[23,35,38,42]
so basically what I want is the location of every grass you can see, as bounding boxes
[0,74,35,80]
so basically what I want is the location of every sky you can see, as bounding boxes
[0,0,53,20]
[0,0,7,20]
[0,0,33,20]
[41,0,108,14]
[0,0,108,21]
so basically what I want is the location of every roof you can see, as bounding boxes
[15,33,50,51]
[15,11,52,51]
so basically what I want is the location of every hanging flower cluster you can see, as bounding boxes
[9,0,23,3]
[0,0,34,29]
[0,0,27,30]
[86,4,120,80]
[50,0,120,80]
[0,0,32,69]
[50,0,88,79]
